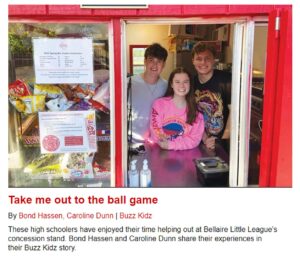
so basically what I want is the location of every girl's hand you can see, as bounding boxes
[158,139,169,150]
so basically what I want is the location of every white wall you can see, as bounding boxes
[126,24,174,80]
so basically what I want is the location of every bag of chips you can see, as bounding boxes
[34,84,64,99]
[9,98,26,112]
[9,79,31,98]
[20,95,46,114]
[24,154,63,178]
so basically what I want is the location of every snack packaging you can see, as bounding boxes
[46,96,74,111]
[20,114,40,146]
[61,153,94,179]
[9,98,26,112]
[93,161,110,179]
[72,83,99,99]
[58,84,77,100]
[92,81,110,109]
[69,99,91,111]
[9,79,31,98]
[20,95,46,114]
[89,99,109,114]
[93,81,110,105]
[24,154,63,178]
[34,84,64,99]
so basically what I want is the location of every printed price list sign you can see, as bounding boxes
[33,38,93,84]
[38,111,97,153]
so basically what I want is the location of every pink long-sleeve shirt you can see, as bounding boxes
[149,97,204,150]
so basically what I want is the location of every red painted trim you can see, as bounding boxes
[259,10,280,187]
[259,7,292,187]
[137,5,182,16]
[48,5,92,15]
[9,5,47,15]
[228,5,277,14]
[9,4,279,18]
[112,19,123,187]
[93,9,138,16]
[268,8,292,187]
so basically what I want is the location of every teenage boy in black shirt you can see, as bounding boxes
[192,42,231,151]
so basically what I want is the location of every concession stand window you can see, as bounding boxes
[8,22,114,187]
[123,18,255,187]
[121,9,291,188]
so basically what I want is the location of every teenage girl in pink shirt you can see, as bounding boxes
[149,67,204,150]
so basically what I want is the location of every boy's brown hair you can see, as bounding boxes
[191,42,216,59]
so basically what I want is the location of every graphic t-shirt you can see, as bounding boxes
[150,97,204,150]
[194,69,231,138]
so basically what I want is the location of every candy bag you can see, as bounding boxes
[92,81,110,109]
[46,96,74,111]
[61,153,94,179]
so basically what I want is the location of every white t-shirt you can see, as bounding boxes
[128,74,167,144]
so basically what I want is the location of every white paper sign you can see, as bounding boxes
[38,111,97,154]
[33,38,94,84]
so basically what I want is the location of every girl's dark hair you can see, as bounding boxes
[164,67,198,125]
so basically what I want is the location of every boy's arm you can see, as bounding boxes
[222,104,231,139]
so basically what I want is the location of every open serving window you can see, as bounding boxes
[123,18,272,187]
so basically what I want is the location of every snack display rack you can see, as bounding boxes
[8,23,112,187]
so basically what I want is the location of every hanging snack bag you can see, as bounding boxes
[89,99,109,114]
[20,95,46,114]
[46,96,74,111]
[61,153,94,180]
[92,80,110,110]
[9,98,26,113]
[72,83,99,99]
[24,154,63,178]
[34,84,64,99]
[9,79,31,98]
[8,80,32,112]
[69,99,91,111]
[93,161,111,179]
[58,84,77,100]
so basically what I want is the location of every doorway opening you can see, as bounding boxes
[123,19,267,187]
